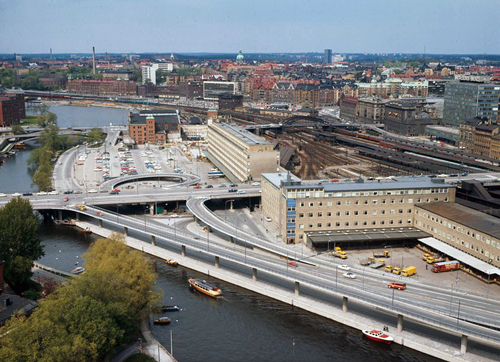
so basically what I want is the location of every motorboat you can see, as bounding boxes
[161,305,180,312]
[71,267,86,274]
[362,329,394,344]
[153,317,171,325]
[188,278,222,298]
[165,259,178,266]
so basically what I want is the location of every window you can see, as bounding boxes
[299,213,304,218]
[308,213,313,217]
[317,223,322,228]
[327,212,332,217]
[309,202,314,207]
[337,212,341,216]
[345,222,349,226]
[336,222,340,227]
[318,202,323,207]
[345,211,350,216]
[299,202,304,207]
[364,200,368,205]
[354,211,359,216]
[337,201,342,206]
[318,212,323,217]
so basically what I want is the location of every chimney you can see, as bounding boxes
[92,47,96,75]
[50,48,53,59]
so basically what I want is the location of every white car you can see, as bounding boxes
[0,193,6,197]
[236,190,246,194]
[170,213,179,218]
[88,189,98,193]
[265,216,272,222]
[343,272,357,279]
[12,192,22,197]
[251,182,260,186]
[338,265,351,271]
[37,191,48,196]
[48,191,59,195]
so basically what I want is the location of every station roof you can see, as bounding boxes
[419,237,500,276]
[215,123,272,146]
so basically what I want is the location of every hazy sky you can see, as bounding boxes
[1,0,499,54]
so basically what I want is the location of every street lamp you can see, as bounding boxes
[144,206,149,231]
[224,199,234,221]
[450,277,459,314]
[236,212,246,263]
[457,292,469,328]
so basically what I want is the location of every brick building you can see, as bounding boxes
[0,93,26,127]
[67,79,137,96]
[128,110,181,145]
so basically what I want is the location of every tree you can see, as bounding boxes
[0,198,43,289]
[33,103,50,116]
[11,124,25,134]
[37,112,57,128]
[0,232,159,362]
[87,127,106,144]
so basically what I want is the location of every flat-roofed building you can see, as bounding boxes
[203,81,238,101]
[0,93,25,127]
[261,173,455,244]
[207,123,279,182]
[414,202,500,271]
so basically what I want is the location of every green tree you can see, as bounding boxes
[11,124,25,134]
[0,198,43,289]
[37,112,57,128]
[87,127,106,144]
[33,103,50,116]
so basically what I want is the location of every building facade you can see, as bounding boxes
[384,101,435,136]
[203,81,238,101]
[141,63,174,85]
[128,110,181,145]
[0,93,26,127]
[414,202,500,269]
[207,123,279,182]
[261,173,455,244]
[323,49,332,64]
[67,79,137,96]
[443,80,500,128]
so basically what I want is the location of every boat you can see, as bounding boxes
[153,317,171,325]
[188,278,222,298]
[71,267,86,274]
[165,259,178,266]
[362,329,394,344]
[81,227,92,234]
[160,305,180,312]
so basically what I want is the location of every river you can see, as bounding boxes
[1,104,438,362]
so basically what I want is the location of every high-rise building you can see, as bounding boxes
[323,49,332,64]
[141,63,174,85]
[443,78,500,128]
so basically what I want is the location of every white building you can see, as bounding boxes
[141,63,174,85]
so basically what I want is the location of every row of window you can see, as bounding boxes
[286,188,449,199]
[291,197,447,209]
[296,219,413,229]
[294,208,413,219]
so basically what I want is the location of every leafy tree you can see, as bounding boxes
[0,198,43,289]
[11,124,25,134]
[37,112,57,128]
[33,103,50,116]
[0,233,159,362]
[87,127,106,144]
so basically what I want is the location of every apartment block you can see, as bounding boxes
[0,93,26,127]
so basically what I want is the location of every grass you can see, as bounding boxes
[20,115,41,125]
[124,354,156,362]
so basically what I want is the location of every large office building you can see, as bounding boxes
[0,93,25,127]
[203,81,238,101]
[323,49,332,64]
[128,110,181,145]
[443,78,500,128]
[206,123,279,182]
[261,173,455,245]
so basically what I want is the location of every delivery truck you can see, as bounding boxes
[431,261,460,273]
[401,266,417,277]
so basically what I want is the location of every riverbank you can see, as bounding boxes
[75,221,497,362]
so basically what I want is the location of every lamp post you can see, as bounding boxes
[144,206,149,231]
[457,292,469,328]
[224,199,234,221]
[236,212,246,263]
[450,277,459,314]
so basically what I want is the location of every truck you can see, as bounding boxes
[387,282,407,290]
[392,267,401,275]
[359,258,371,266]
[370,261,385,269]
[422,253,432,261]
[401,266,417,277]
[333,251,347,259]
[426,256,445,264]
[432,261,460,273]
[384,264,394,273]
[373,250,391,258]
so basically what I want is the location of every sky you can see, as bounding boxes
[1,0,499,55]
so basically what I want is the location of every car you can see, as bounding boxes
[287,261,298,267]
[63,196,69,202]
[251,182,260,186]
[218,184,227,188]
[228,189,237,193]
[111,188,120,192]
[193,185,202,189]
[170,213,179,218]
[37,191,48,196]
[236,190,246,194]
[342,272,357,279]
[0,193,6,197]
[109,191,119,195]
[63,190,73,194]
[88,189,98,193]
[48,191,59,195]
[12,192,22,197]
[229,183,238,187]
[22,192,33,196]
[265,216,272,222]
[206,185,214,188]
[337,265,351,271]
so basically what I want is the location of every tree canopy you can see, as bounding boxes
[0,197,43,288]
[0,233,159,362]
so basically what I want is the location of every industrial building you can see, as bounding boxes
[203,81,238,101]
[206,122,279,182]
[261,173,455,245]
[128,110,181,145]
[0,93,25,127]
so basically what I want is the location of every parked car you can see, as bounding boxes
[251,182,260,186]
[0,193,6,197]
[342,272,357,279]
[206,185,213,188]
[22,192,33,196]
[37,191,48,196]
[12,192,22,197]
[236,190,246,194]
[228,189,237,193]
[265,217,272,222]
[337,265,351,271]
[88,189,98,193]
[193,185,202,189]
[109,191,119,195]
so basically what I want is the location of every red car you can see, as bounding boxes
[111,188,120,192]
[193,185,202,189]
[287,261,298,267]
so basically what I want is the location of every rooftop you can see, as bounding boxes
[215,123,272,146]
[416,202,500,240]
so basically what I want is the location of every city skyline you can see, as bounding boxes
[1,0,500,54]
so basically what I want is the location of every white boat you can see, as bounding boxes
[362,329,394,344]
[71,267,86,274]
